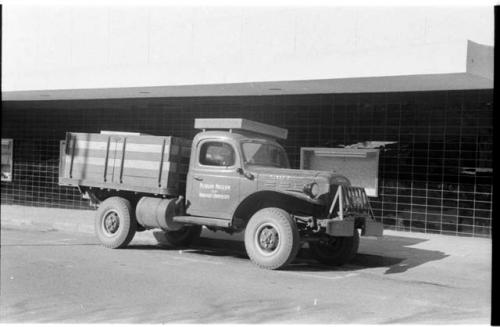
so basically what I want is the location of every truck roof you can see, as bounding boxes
[193,130,284,145]
[194,118,288,140]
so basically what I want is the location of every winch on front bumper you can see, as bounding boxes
[317,185,384,237]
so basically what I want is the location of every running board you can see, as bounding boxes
[173,216,230,228]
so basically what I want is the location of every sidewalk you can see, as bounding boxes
[0,205,243,244]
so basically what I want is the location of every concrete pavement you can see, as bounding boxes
[0,204,492,323]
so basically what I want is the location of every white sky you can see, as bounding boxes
[1,4,494,91]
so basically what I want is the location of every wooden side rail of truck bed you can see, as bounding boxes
[59,132,191,196]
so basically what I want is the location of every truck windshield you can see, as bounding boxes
[242,142,290,168]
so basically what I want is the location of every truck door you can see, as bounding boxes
[186,140,241,220]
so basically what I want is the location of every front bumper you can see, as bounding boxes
[321,185,384,237]
[322,219,384,237]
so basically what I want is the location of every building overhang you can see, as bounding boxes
[2,40,492,101]
[1,71,492,101]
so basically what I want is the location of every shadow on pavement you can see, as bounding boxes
[137,231,449,274]
[289,235,449,274]
[356,236,449,274]
[128,236,249,259]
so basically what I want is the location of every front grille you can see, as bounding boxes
[328,185,374,219]
[342,186,371,213]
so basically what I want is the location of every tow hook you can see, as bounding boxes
[294,215,321,233]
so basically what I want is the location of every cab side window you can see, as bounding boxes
[199,142,235,167]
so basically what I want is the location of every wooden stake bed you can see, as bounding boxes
[58,132,191,196]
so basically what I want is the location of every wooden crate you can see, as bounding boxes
[300,147,380,197]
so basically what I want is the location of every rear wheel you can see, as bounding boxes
[163,225,202,247]
[95,197,136,249]
[309,230,360,266]
[244,208,300,270]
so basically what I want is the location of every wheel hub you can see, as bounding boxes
[103,211,120,235]
[256,225,279,253]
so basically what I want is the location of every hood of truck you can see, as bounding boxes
[247,166,350,200]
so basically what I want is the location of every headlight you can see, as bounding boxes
[333,176,351,185]
[304,182,319,198]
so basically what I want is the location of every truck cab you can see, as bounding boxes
[186,130,288,220]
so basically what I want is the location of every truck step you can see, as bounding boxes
[173,216,230,228]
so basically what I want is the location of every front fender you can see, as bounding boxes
[279,189,324,205]
[231,190,326,230]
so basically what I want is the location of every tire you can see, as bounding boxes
[95,197,136,249]
[309,230,360,266]
[163,225,202,247]
[244,208,300,270]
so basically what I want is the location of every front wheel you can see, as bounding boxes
[244,208,300,270]
[309,230,360,266]
[95,197,136,249]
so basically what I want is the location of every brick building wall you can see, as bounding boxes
[1,89,493,236]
